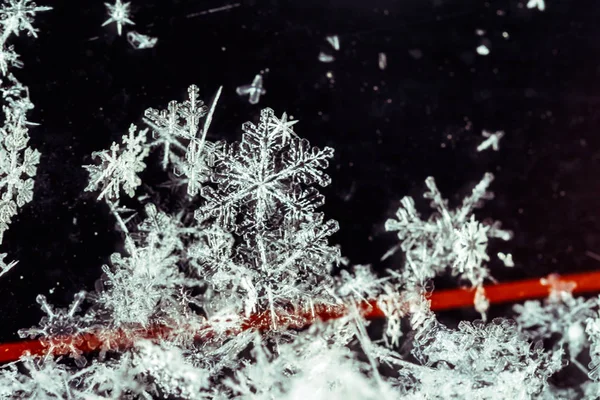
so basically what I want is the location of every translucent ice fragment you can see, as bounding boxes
[127,31,157,49]
[236,74,266,105]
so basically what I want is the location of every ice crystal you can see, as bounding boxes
[4,83,585,399]
[236,74,266,105]
[477,129,505,152]
[102,0,134,36]
[0,0,51,39]
[408,318,563,398]
[0,105,40,242]
[126,31,157,49]
[84,124,149,201]
[515,293,596,362]
[385,173,512,288]
[17,291,93,367]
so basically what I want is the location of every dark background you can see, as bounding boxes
[0,0,599,343]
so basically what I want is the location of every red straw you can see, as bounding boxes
[1,270,599,364]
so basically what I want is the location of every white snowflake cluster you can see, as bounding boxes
[384,172,513,289]
[6,80,600,399]
[0,0,49,274]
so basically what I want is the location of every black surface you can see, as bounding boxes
[0,0,599,342]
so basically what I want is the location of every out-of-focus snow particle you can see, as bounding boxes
[326,35,340,50]
[477,130,504,152]
[408,49,422,59]
[474,285,489,321]
[318,51,335,63]
[497,252,514,267]
[527,0,545,11]
[236,74,265,105]
[127,31,157,49]
[102,0,135,36]
[476,44,490,56]
[475,29,486,36]
[378,52,387,70]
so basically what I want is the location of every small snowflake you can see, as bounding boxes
[17,292,94,367]
[266,111,298,145]
[84,124,150,201]
[102,0,134,36]
[453,216,490,284]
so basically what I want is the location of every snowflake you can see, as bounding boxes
[0,0,51,39]
[385,173,512,288]
[102,0,134,36]
[84,124,149,201]
[452,215,491,285]
[0,106,40,242]
[17,292,93,367]
[143,84,209,170]
[266,111,298,145]
[196,107,334,230]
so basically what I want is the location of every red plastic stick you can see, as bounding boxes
[1,270,599,364]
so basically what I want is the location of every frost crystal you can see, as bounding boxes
[102,0,134,36]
